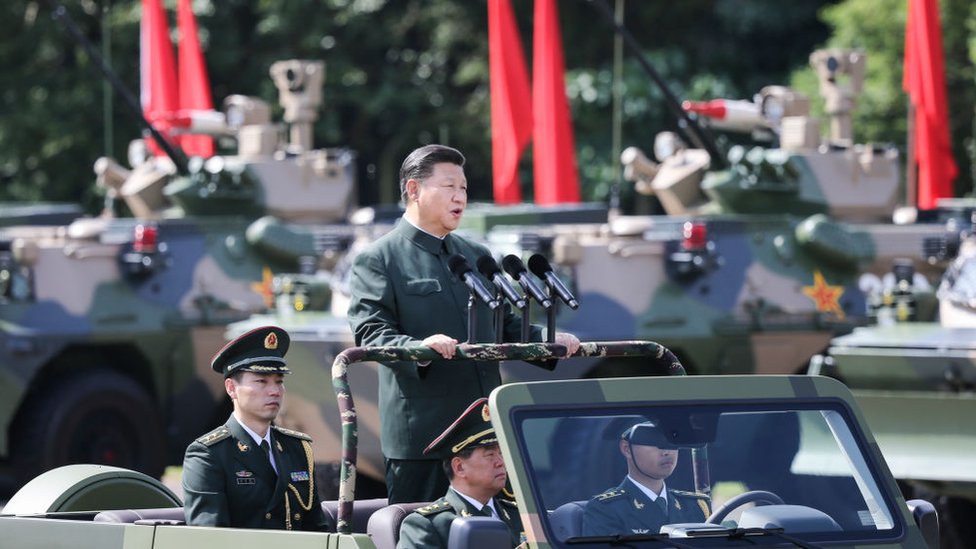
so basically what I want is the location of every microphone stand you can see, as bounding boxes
[466,293,478,343]
[546,289,557,343]
[494,293,505,344]
[521,302,531,343]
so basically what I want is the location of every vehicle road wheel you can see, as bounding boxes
[11,370,166,486]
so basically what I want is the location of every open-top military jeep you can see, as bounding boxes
[0,341,938,548]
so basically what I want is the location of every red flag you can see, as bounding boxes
[489,0,532,204]
[177,0,215,157]
[532,0,580,204]
[140,0,179,157]
[903,0,957,209]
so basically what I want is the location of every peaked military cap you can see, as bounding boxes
[424,397,496,456]
[621,420,678,450]
[211,325,291,378]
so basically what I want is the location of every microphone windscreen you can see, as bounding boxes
[476,255,501,277]
[448,254,471,276]
[501,255,526,277]
[527,254,553,278]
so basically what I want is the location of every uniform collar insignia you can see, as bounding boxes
[276,440,283,452]
[461,509,472,517]
[633,498,644,510]
[238,441,249,452]
[674,499,682,510]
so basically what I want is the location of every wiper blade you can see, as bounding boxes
[725,527,825,549]
[566,533,696,549]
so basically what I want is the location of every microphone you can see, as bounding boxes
[501,255,552,309]
[477,255,527,309]
[528,254,580,310]
[448,254,500,310]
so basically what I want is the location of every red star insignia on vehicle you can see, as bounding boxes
[802,270,845,320]
[251,267,275,308]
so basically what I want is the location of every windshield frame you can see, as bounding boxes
[491,375,912,548]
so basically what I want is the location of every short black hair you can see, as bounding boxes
[399,144,465,202]
[442,446,476,480]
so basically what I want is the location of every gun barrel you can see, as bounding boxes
[683,99,766,134]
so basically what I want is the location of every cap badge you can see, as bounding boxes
[265,332,279,350]
[481,404,490,422]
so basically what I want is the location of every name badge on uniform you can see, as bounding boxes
[237,478,256,485]
[290,471,310,482]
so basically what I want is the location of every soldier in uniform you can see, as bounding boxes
[347,143,579,504]
[182,326,333,531]
[397,397,524,549]
[581,421,710,536]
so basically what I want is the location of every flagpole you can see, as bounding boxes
[905,101,916,208]
[609,0,624,217]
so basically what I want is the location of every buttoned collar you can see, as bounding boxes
[398,216,452,256]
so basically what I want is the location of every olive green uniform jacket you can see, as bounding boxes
[182,415,332,531]
[397,488,524,549]
[347,220,544,460]
[581,477,711,536]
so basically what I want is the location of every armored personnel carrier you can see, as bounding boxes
[0,340,940,548]
[484,47,962,380]
[0,58,393,495]
[808,216,976,548]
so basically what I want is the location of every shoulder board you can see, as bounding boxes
[272,425,312,441]
[416,500,452,516]
[196,426,230,446]
[671,490,710,499]
[593,489,626,502]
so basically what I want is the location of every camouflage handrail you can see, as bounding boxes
[329,340,685,533]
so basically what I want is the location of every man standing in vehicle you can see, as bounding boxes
[347,144,579,504]
[581,420,710,536]
[182,326,333,531]
[397,398,524,549]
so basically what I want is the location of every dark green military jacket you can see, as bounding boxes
[581,477,711,536]
[182,415,333,531]
[347,220,544,459]
[397,488,524,549]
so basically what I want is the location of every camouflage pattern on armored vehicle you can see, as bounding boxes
[0,340,940,548]
[808,218,976,548]
[0,58,393,495]
[484,48,962,379]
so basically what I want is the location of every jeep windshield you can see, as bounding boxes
[492,375,910,547]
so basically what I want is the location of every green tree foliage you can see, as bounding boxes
[16,0,960,212]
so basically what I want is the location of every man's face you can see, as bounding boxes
[411,162,467,237]
[226,372,285,426]
[622,439,678,481]
[455,443,507,498]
